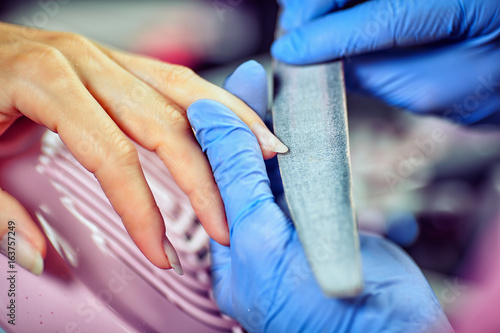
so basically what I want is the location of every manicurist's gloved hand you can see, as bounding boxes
[272,0,500,125]
[187,61,453,333]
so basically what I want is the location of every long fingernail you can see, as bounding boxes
[0,233,44,276]
[252,123,289,154]
[163,237,183,275]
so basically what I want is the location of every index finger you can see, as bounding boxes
[97,47,288,159]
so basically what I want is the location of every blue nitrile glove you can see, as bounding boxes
[272,0,500,125]
[186,61,453,333]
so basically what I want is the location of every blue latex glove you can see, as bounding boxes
[272,0,500,125]
[187,61,452,333]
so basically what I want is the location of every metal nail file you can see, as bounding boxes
[272,58,363,297]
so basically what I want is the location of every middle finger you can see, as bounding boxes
[65,42,230,246]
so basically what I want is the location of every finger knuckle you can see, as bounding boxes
[11,45,72,81]
[44,31,103,69]
[190,183,219,209]
[161,101,188,129]
[161,64,196,87]
[38,45,68,66]
[46,31,94,50]
[20,44,64,66]
[114,137,138,164]
[233,224,263,259]
[103,132,139,167]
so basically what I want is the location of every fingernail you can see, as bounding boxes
[252,123,289,154]
[0,233,44,276]
[163,237,183,275]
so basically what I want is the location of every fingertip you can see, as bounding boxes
[188,99,240,139]
[386,212,419,247]
[201,205,230,246]
[231,60,264,75]
[18,227,47,259]
[271,38,287,62]
[211,230,230,247]
[147,246,171,270]
[190,189,230,246]
[31,252,44,276]
[0,231,45,276]
[186,100,210,132]
[32,236,47,259]
[262,150,278,160]
[230,60,266,85]
[224,60,268,119]
[223,60,264,90]
[162,237,183,275]
[0,191,48,273]
[122,209,172,269]
[271,34,304,65]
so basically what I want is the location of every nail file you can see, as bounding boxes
[272,59,363,297]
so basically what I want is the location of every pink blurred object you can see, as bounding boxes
[132,3,259,68]
[452,212,500,333]
[0,121,240,332]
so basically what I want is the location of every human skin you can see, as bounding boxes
[0,22,287,275]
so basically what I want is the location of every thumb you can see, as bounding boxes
[223,60,269,120]
[272,0,463,64]
[0,189,46,275]
[209,59,270,268]
[188,99,292,317]
[187,99,276,231]
[278,0,361,32]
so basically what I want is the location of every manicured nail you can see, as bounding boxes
[163,237,183,275]
[0,233,44,276]
[252,123,289,154]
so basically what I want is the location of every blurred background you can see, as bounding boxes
[0,0,278,68]
[1,0,500,332]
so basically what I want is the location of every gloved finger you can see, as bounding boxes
[342,39,500,124]
[210,238,231,270]
[187,100,290,240]
[278,0,363,31]
[385,211,419,247]
[224,61,287,199]
[358,235,452,332]
[222,61,286,199]
[272,0,463,64]
[208,60,269,269]
[188,100,292,317]
[209,238,232,306]
[0,188,46,275]
[97,46,287,159]
[187,99,274,230]
[223,60,268,120]
[210,60,278,293]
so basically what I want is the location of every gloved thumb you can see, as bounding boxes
[224,60,268,120]
[278,0,360,32]
[272,0,466,64]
